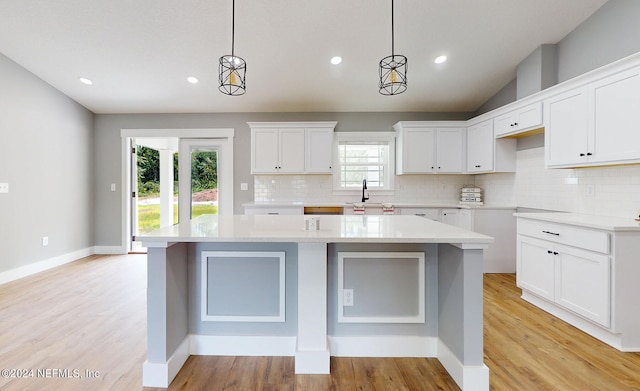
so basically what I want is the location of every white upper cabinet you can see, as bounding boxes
[494,102,543,138]
[251,127,305,174]
[544,87,590,167]
[545,66,640,168]
[467,119,516,173]
[305,127,334,173]
[590,68,640,164]
[466,120,494,173]
[394,122,464,174]
[249,122,337,174]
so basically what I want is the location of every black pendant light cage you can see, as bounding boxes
[378,0,407,95]
[219,0,246,96]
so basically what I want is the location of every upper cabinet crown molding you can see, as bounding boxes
[248,121,337,129]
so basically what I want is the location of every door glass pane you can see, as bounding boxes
[191,149,219,218]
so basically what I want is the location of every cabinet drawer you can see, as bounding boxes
[517,218,609,254]
[398,208,440,220]
[244,206,303,215]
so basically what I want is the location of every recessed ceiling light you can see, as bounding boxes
[434,55,447,64]
[330,56,342,65]
[79,77,93,85]
[187,76,199,84]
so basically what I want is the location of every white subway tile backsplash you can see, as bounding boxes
[254,147,640,219]
[475,147,640,218]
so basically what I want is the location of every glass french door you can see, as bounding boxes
[178,139,233,223]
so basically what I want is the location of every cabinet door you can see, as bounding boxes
[545,88,589,167]
[590,67,640,164]
[306,128,334,173]
[516,103,543,131]
[494,112,516,137]
[467,120,494,172]
[556,245,610,327]
[517,236,555,301]
[436,128,463,173]
[400,128,436,173]
[278,128,305,173]
[252,128,279,173]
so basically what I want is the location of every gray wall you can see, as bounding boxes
[557,0,640,83]
[0,53,94,273]
[94,112,470,247]
[476,0,640,115]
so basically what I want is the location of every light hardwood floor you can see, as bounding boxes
[0,254,639,390]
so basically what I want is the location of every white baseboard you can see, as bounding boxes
[329,336,437,357]
[190,335,296,356]
[143,336,190,388]
[295,348,330,374]
[437,339,489,391]
[0,247,93,285]
[93,245,126,254]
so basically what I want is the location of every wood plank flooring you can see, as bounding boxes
[1,255,639,390]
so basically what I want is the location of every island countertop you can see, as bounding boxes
[138,214,494,246]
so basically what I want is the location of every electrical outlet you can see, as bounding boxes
[0,183,8,193]
[586,184,595,197]
[110,183,116,191]
[240,182,249,191]
[42,236,49,246]
[343,289,354,306]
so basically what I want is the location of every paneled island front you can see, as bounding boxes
[138,214,493,390]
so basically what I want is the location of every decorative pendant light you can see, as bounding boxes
[378,0,407,95]
[219,0,246,95]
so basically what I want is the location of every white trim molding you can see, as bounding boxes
[437,339,490,391]
[200,251,286,322]
[142,336,190,388]
[337,251,425,323]
[0,247,93,286]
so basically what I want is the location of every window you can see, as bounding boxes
[333,132,395,193]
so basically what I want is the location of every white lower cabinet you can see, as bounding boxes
[518,235,610,327]
[512,215,640,352]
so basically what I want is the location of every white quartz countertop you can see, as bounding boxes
[514,212,640,231]
[243,201,515,210]
[138,214,494,246]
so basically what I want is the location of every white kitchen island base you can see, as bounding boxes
[139,215,492,391]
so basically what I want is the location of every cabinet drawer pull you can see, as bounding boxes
[553,252,559,255]
[415,213,426,217]
[267,212,279,215]
[542,230,560,236]
[586,152,593,156]
[547,250,553,254]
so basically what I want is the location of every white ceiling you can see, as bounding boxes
[0,0,608,114]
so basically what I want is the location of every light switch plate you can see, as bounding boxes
[0,183,8,193]
[110,183,116,191]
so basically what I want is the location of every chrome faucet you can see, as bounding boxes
[361,179,369,202]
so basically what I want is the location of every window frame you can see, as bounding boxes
[332,132,395,196]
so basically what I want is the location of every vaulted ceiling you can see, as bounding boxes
[0,0,608,114]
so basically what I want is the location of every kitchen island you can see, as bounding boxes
[138,214,493,390]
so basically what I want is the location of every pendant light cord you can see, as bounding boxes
[231,0,235,58]
[391,0,394,56]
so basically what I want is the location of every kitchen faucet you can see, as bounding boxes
[361,179,369,202]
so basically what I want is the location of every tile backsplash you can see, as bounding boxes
[254,147,640,219]
[254,174,474,204]
[475,147,640,219]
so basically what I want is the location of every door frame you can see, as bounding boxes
[120,128,234,254]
